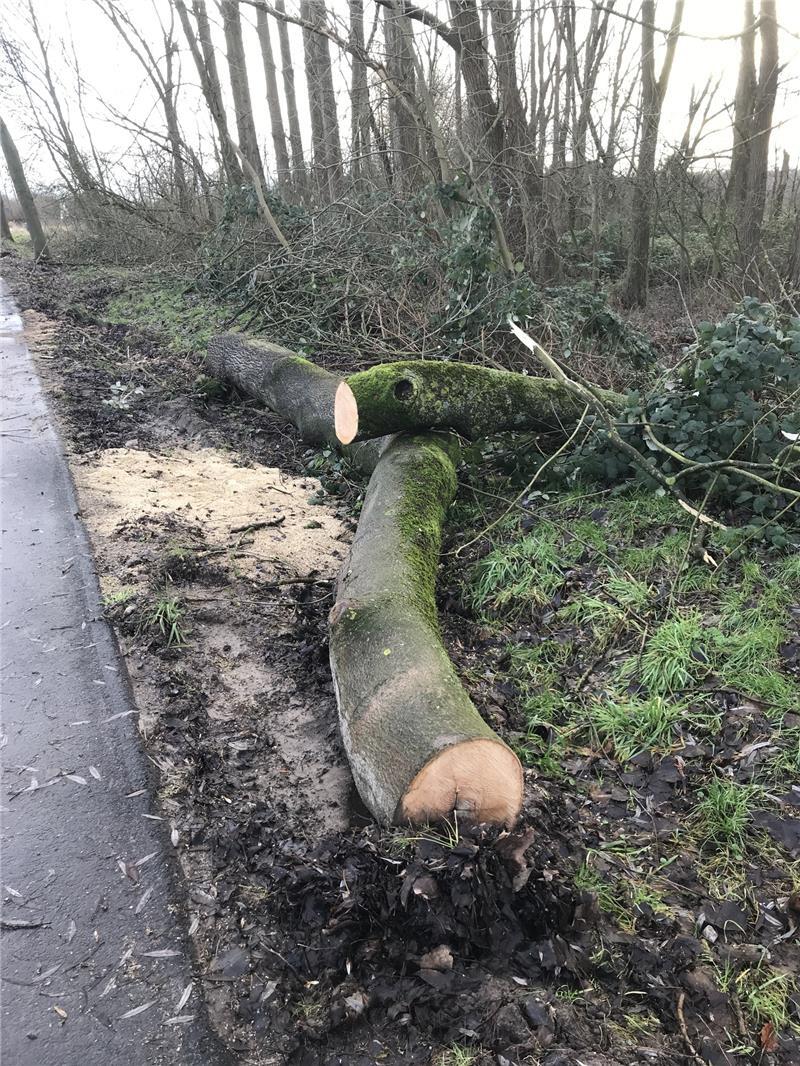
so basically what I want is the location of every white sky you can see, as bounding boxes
[1,0,799,193]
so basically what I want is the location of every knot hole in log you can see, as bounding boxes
[393,378,415,401]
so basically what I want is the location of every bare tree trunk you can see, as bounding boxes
[383,4,419,193]
[256,6,291,184]
[0,195,13,242]
[727,0,756,215]
[739,0,779,286]
[275,0,306,185]
[618,0,684,309]
[312,0,343,195]
[349,0,371,183]
[219,0,266,187]
[0,117,48,260]
[175,0,244,186]
[300,0,343,199]
[772,149,789,218]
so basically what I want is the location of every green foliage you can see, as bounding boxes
[557,300,800,543]
[144,595,188,647]
[694,778,757,856]
[589,695,683,762]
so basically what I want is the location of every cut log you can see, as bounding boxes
[207,332,358,445]
[329,433,523,826]
[339,360,623,443]
[207,334,623,451]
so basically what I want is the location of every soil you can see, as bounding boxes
[4,257,798,1066]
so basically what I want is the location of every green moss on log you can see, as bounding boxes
[346,360,622,441]
[393,435,459,631]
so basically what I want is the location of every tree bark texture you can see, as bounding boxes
[275,0,306,182]
[329,432,523,825]
[256,6,291,183]
[219,0,266,186]
[344,360,622,441]
[0,117,48,261]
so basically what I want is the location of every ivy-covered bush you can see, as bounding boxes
[562,299,800,547]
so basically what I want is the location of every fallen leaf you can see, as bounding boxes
[761,1021,779,1052]
[89,766,101,780]
[119,1000,156,1019]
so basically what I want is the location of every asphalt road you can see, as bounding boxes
[0,276,229,1065]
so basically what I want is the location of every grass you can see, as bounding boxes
[693,778,759,857]
[635,613,708,694]
[144,594,188,647]
[589,695,683,763]
[468,522,564,616]
[434,1045,480,1066]
[106,276,236,356]
[102,584,137,607]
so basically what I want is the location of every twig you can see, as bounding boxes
[230,517,285,534]
[676,991,706,1066]
[508,319,727,531]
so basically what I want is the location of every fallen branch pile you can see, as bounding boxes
[207,332,623,828]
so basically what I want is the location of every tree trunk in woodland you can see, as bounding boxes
[256,7,291,184]
[737,0,779,286]
[275,0,306,185]
[383,5,419,194]
[349,0,371,183]
[176,0,244,187]
[219,0,266,187]
[300,0,343,199]
[0,195,13,242]
[0,117,48,261]
[618,0,684,309]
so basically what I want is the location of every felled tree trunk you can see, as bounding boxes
[206,332,524,826]
[341,359,622,442]
[207,334,620,448]
[207,332,357,446]
[329,433,523,825]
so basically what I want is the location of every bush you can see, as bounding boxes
[556,299,800,546]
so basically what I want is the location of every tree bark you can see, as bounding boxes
[306,0,343,197]
[0,195,13,242]
[618,0,684,309]
[0,117,48,261]
[275,0,306,184]
[343,360,622,441]
[383,5,419,194]
[330,432,523,826]
[738,0,779,285]
[176,0,244,186]
[219,0,266,187]
[255,6,291,183]
[206,334,622,447]
[206,333,356,446]
[349,0,371,183]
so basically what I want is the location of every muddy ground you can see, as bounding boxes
[4,257,799,1066]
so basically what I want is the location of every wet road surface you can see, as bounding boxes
[0,277,229,1065]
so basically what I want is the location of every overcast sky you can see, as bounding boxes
[1,0,799,194]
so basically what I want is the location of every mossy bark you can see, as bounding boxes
[329,433,523,826]
[345,360,623,441]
